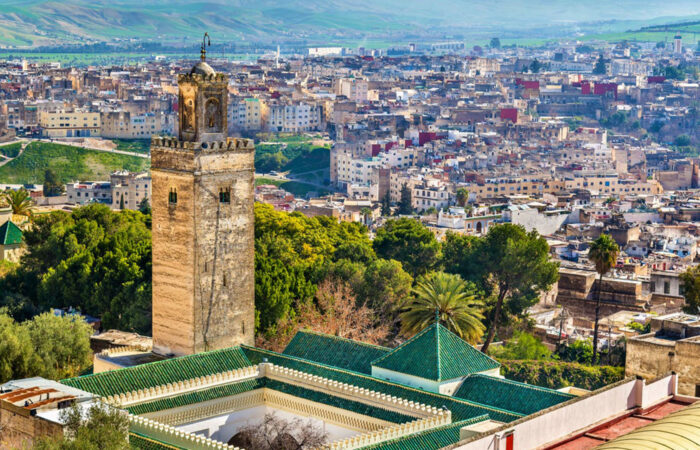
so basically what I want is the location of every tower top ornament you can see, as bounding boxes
[201,32,211,62]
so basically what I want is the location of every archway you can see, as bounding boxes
[476,221,482,233]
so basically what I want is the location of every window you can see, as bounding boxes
[219,188,231,204]
[168,188,178,205]
[651,282,656,293]
[664,281,670,295]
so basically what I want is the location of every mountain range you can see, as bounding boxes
[0,0,699,47]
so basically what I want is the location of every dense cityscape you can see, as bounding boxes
[1,4,700,450]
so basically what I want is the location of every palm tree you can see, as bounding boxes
[456,188,469,207]
[588,234,619,364]
[400,272,485,344]
[3,189,33,217]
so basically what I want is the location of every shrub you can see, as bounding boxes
[499,360,624,390]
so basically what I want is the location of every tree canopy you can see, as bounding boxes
[0,204,152,334]
[442,224,559,353]
[35,402,129,450]
[0,311,93,384]
[373,218,440,277]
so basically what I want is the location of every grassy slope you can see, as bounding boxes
[0,142,22,158]
[255,177,330,198]
[1,0,700,47]
[0,142,149,184]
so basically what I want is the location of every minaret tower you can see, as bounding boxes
[151,34,255,356]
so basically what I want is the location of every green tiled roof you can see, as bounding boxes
[360,415,489,450]
[371,323,500,381]
[242,346,522,424]
[127,378,264,415]
[283,330,390,374]
[129,432,185,450]
[128,377,413,424]
[452,374,574,416]
[265,379,414,424]
[127,377,413,424]
[0,220,22,245]
[62,347,252,397]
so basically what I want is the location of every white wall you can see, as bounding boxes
[178,405,360,444]
[452,375,677,450]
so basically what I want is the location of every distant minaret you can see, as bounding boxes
[674,34,682,54]
[276,45,280,69]
[150,33,255,356]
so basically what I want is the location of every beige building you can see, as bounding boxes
[230,97,266,131]
[626,313,700,396]
[266,102,323,132]
[39,110,100,138]
[101,111,167,139]
[334,78,369,103]
[110,171,151,210]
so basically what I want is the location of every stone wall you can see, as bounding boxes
[151,138,255,356]
[0,405,63,448]
[626,334,700,396]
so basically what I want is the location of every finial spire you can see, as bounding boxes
[435,308,440,324]
[201,32,211,62]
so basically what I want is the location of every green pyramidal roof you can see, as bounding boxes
[0,220,22,245]
[371,322,500,381]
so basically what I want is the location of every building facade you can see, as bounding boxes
[39,110,100,138]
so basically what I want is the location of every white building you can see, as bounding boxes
[66,182,112,205]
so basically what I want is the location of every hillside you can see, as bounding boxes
[0,142,149,184]
[1,0,699,47]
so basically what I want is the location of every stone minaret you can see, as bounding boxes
[150,48,255,356]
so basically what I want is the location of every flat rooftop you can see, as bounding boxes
[548,399,693,449]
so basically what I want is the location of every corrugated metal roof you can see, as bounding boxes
[597,401,700,450]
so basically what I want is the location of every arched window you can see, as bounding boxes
[219,187,230,204]
[168,188,178,205]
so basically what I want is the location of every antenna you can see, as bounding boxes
[201,32,211,62]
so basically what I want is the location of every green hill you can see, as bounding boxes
[0,142,149,184]
[1,0,699,47]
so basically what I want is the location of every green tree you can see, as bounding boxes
[253,203,372,335]
[380,190,391,216]
[675,134,692,147]
[24,312,93,380]
[680,265,700,314]
[440,232,479,275]
[558,339,594,364]
[43,169,64,197]
[397,184,412,215]
[489,37,501,49]
[474,224,559,353]
[2,189,33,216]
[35,402,129,450]
[0,204,152,334]
[358,258,413,322]
[588,234,619,364]
[400,272,485,344]
[649,120,665,133]
[529,59,542,73]
[664,65,685,80]
[0,311,40,383]
[490,331,551,360]
[373,218,440,277]
[593,55,607,75]
[138,197,151,215]
[456,187,469,207]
